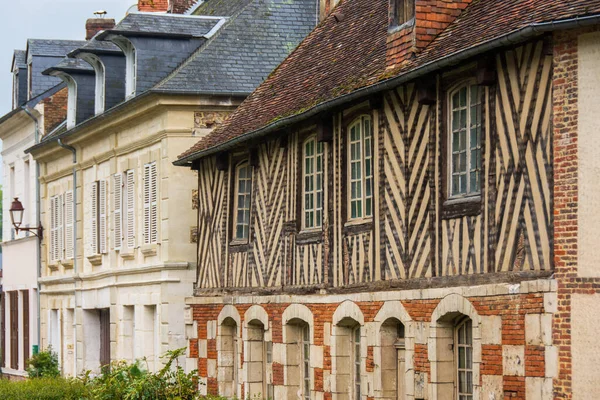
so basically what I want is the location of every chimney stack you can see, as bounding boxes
[138,0,169,12]
[86,18,116,40]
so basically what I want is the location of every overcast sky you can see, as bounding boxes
[0,0,135,116]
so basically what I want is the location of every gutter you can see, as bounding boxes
[22,106,42,355]
[174,13,600,166]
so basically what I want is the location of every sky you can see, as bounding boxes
[0,0,135,117]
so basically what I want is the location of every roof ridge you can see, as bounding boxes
[154,0,256,90]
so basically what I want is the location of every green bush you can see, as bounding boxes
[26,347,60,378]
[0,377,88,400]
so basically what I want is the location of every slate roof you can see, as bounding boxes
[68,39,122,57]
[12,50,26,69]
[42,57,94,75]
[27,39,87,57]
[156,0,317,95]
[192,0,253,16]
[178,0,600,161]
[96,12,222,39]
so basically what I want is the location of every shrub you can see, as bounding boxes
[26,347,60,378]
[0,377,88,400]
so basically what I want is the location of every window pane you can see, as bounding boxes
[453,131,460,151]
[460,175,467,194]
[458,347,465,368]
[452,92,460,108]
[459,371,466,392]
[460,87,467,107]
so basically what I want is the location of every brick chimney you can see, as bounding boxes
[86,18,116,40]
[138,0,169,12]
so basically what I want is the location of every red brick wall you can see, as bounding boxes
[85,18,115,40]
[41,87,68,136]
[138,0,169,12]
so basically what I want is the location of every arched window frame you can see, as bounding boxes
[112,37,136,98]
[80,54,106,115]
[347,115,373,221]
[64,75,78,129]
[455,316,474,400]
[302,135,325,231]
[447,80,483,199]
[232,160,252,242]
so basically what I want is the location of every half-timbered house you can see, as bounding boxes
[177,0,600,398]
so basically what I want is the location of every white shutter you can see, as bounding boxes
[113,174,122,250]
[125,170,135,249]
[50,196,58,262]
[144,163,158,244]
[64,191,74,259]
[90,182,98,255]
[57,194,64,260]
[99,180,107,254]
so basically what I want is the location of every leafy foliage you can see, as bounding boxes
[0,377,88,400]
[26,347,60,379]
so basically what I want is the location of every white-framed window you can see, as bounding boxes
[302,325,311,400]
[348,115,373,220]
[124,170,136,249]
[82,54,106,115]
[90,180,107,255]
[353,327,361,400]
[233,161,252,241]
[456,317,473,400]
[143,162,158,245]
[391,0,415,27]
[449,83,482,198]
[65,75,78,129]
[49,191,74,262]
[303,137,324,230]
[113,37,136,98]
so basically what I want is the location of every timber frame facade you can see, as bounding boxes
[180,0,600,398]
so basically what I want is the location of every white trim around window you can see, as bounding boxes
[232,161,252,242]
[347,115,373,221]
[302,136,324,231]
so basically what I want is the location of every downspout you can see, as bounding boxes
[23,106,41,354]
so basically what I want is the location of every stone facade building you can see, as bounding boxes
[25,0,320,375]
[176,0,600,399]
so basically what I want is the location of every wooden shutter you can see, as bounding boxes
[144,163,158,244]
[64,191,74,259]
[22,291,29,364]
[90,182,98,254]
[57,194,64,260]
[125,170,135,249]
[9,292,18,370]
[99,180,107,254]
[113,174,123,250]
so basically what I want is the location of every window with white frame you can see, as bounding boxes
[112,174,122,250]
[456,317,473,400]
[124,170,136,249]
[302,324,311,400]
[143,162,158,245]
[449,83,482,197]
[233,161,252,241]
[90,180,107,255]
[49,191,74,263]
[82,54,106,115]
[353,327,361,400]
[113,37,136,99]
[348,115,373,220]
[65,75,77,129]
[303,137,324,230]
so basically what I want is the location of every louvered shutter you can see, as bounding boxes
[113,174,122,250]
[57,194,64,260]
[50,196,57,262]
[64,191,74,259]
[144,163,158,244]
[125,170,135,249]
[90,182,98,255]
[99,180,107,254]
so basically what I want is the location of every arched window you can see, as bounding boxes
[348,115,373,220]
[285,319,311,399]
[448,83,482,197]
[233,161,252,241]
[80,54,106,115]
[335,318,362,400]
[456,317,473,400]
[112,37,136,98]
[391,0,415,27]
[302,136,324,230]
[64,75,77,129]
[218,317,238,398]
[380,318,406,399]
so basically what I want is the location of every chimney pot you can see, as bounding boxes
[86,18,116,40]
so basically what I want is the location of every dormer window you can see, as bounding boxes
[112,37,136,99]
[64,75,78,129]
[391,0,415,28]
[81,54,106,115]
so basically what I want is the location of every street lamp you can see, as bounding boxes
[9,197,43,239]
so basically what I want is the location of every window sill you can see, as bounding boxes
[61,259,74,269]
[48,262,60,272]
[297,229,323,244]
[343,219,373,235]
[119,247,135,260]
[229,240,249,253]
[442,195,482,219]
[140,244,158,257]
[87,254,103,266]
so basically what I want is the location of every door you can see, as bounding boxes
[9,292,18,370]
[99,309,110,369]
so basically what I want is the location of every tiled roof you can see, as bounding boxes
[68,39,122,57]
[157,0,317,95]
[43,57,94,75]
[27,39,87,57]
[179,0,600,161]
[98,12,222,39]
[13,50,26,69]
